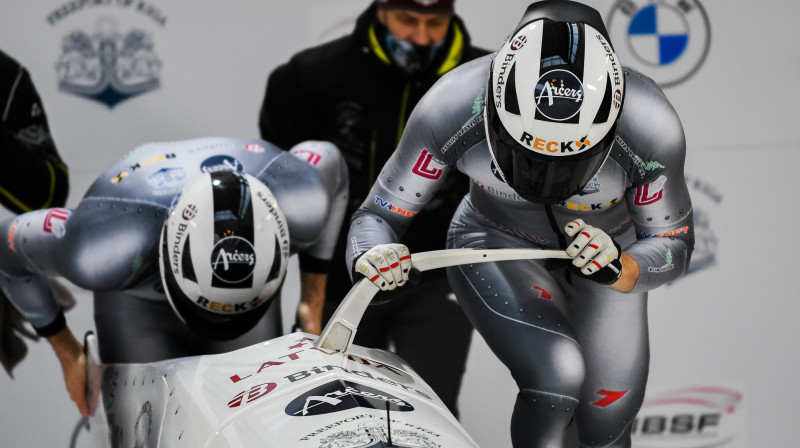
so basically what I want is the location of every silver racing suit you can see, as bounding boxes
[347,55,694,447]
[0,137,348,363]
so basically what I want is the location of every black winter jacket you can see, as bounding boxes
[0,49,69,213]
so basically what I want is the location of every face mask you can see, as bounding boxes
[384,33,445,75]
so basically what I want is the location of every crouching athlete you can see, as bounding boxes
[0,137,348,416]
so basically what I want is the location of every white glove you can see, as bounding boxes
[354,244,412,291]
[564,219,622,284]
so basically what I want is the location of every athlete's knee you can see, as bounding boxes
[511,389,580,447]
[515,337,586,398]
[518,388,580,414]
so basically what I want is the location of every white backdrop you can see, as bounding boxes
[1,1,798,447]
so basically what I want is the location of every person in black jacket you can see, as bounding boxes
[1,49,69,214]
[1,48,71,378]
[259,0,488,417]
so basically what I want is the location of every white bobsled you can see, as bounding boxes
[85,249,569,447]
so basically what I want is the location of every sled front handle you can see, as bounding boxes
[316,248,570,353]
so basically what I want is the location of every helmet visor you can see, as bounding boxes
[487,99,616,204]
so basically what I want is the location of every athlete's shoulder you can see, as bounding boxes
[430,53,493,99]
[621,67,681,116]
[410,54,494,163]
[611,67,686,184]
[619,67,683,137]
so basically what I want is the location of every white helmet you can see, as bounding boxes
[486,0,624,204]
[159,171,289,339]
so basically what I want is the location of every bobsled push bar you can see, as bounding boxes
[316,248,570,353]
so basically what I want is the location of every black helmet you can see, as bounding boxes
[486,0,624,204]
[159,171,289,339]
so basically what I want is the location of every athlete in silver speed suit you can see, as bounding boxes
[347,2,694,446]
[0,137,347,416]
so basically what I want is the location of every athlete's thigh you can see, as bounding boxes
[564,276,650,442]
[446,225,585,392]
[447,259,585,389]
[94,292,195,363]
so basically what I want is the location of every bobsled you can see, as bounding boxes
[85,248,569,447]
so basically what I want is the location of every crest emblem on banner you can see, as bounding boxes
[55,27,162,108]
[47,2,168,108]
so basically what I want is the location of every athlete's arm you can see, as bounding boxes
[0,199,152,331]
[0,209,88,414]
[288,142,350,266]
[607,254,639,292]
[346,82,459,275]
[616,72,694,293]
[276,141,349,332]
[297,271,326,335]
[47,326,89,416]
[623,175,694,293]
[0,213,71,335]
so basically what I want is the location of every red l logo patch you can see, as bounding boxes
[412,149,444,180]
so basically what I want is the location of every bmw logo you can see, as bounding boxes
[608,0,711,87]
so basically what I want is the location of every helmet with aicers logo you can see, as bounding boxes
[159,171,289,339]
[486,0,625,204]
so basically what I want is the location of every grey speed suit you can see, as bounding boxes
[0,138,348,363]
[347,56,694,447]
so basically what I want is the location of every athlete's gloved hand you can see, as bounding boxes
[354,243,413,290]
[564,219,622,286]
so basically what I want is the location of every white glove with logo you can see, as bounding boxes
[354,243,412,291]
[564,219,623,285]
